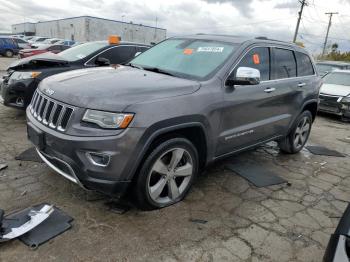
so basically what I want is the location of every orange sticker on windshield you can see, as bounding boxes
[183,48,194,55]
[253,54,260,64]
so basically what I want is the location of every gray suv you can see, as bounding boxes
[26,35,322,210]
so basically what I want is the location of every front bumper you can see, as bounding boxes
[26,108,145,196]
[1,78,38,109]
[319,94,350,118]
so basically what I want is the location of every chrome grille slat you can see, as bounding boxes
[56,106,66,129]
[42,100,50,124]
[29,91,74,132]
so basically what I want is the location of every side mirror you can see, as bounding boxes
[134,52,142,57]
[226,67,261,86]
[95,57,110,66]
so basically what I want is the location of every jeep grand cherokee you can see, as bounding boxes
[26,34,322,210]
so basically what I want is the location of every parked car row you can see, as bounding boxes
[1,36,149,108]
[0,35,77,57]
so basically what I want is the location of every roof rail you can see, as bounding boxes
[255,36,294,44]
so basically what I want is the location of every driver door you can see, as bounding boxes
[216,46,289,156]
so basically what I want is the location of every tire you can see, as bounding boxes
[134,137,199,210]
[279,110,313,154]
[5,50,14,58]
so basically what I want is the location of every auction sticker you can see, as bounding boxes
[197,47,224,53]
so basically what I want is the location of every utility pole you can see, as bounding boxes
[322,12,339,56]
[293,0,308,43]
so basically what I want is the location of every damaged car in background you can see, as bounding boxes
[0,36,149,109]
[26,35,321,210]
[319,70,350,121]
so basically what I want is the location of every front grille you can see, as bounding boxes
[29,90,74,131]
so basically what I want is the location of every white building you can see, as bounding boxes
[12,16,166,45]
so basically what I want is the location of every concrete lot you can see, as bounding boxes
[0,107,349,261]
[0,56,349,261]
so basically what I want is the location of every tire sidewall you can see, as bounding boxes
[5,50,13,57]
[288,111,313,153]
[136,138,199,210]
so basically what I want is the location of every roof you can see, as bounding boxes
[174,34,303,50]
[12,16,166,31]
[80,40,150,46]
[316,60,350,65]
[331,69,350,73]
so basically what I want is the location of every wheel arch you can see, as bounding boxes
[126,119,211,182]
[302,100,318,122]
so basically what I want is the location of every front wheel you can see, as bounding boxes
[5,50,14,58]
[279,110,313,154]
[134,137,199,210]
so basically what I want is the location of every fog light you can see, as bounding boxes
[86,152,110,167]
[16,97,24,107]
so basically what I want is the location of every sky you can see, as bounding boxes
[1,0,350,54]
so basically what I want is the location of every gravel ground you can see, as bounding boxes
[0,73,349,261]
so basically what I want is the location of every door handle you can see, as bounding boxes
[297,82,306,88]
[264,87,276,93]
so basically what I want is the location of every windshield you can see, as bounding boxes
[36,38,47,42]
[323,72,350,86]
[317,64,345,74]
[130,38,237,80]
[58,41,108,61]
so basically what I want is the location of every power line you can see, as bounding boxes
[322,12,339,56]
[293,0,308,43]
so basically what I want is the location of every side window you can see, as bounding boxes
[271,48,296,79]
[295,52,314,76]
[99,46,137,64]
[235,47,270,81]
[48,45,61,52]
[138,46,149,53]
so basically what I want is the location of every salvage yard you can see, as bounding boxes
[0,86,349,261]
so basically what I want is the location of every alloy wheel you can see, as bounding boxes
[293,116,311,150]
[147,148,193,205]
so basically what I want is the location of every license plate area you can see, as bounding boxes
[27,122,45,150]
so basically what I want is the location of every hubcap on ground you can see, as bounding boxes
[147,148,193,205]
[293,116,310,149]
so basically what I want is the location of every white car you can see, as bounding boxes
[319,70,350,120]
[31,38,63,48]
[28,36,49,45]
[12,38,31,49]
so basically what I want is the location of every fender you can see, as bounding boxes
[123,115,213,181]
[287,98,319,132]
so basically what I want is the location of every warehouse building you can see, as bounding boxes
[12,16,166,45]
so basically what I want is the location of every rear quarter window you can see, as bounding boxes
[295,52,314,76]
[272,48,296,79]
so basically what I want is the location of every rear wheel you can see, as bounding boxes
[5,50,14,58]
[279,110,313,154]
[134,137,198,210]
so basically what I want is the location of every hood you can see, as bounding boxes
[320,83,350,97]
[39,66,201,111]
[8,53,68,70]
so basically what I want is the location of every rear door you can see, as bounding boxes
[292,51,317,117]
[217,46,290,156]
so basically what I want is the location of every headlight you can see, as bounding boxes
[10,71,41,81]
[341,96,350,104]
[82,109,134,129]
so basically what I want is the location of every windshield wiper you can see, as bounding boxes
[142,67,177,77]
[124,63,144,70]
